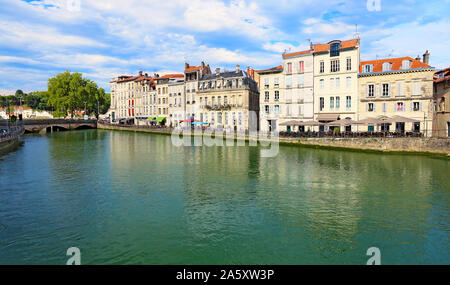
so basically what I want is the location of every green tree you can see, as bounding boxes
[48,71,108,118]
[15,89,24,97]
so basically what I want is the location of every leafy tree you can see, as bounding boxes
[15,90,24,97]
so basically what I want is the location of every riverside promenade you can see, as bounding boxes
[0,124,25,154]
[98,122,450,157]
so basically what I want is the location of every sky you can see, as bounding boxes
[0,0,449,94]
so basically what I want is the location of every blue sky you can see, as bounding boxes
[0,0,449,94]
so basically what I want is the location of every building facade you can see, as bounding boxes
[184,62,211,121]
[255,65,283,132]
[313,39,360,131]
[358,55,435,136]
[282,48,314,130]
[196,65,259,132]
[168,79,186,127]
[432,67,450,137]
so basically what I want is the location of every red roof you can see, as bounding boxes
[314,39,358,54]
[255,65,283,73]
[283,50,311,58]
[360,57,431,73]
[161,74,184,79]
[185,66,202,72]
[434,67,450,83]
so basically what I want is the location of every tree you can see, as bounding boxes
[48,71,108,118]
[15,90,24,97]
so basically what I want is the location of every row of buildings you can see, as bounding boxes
[109,37,450,137]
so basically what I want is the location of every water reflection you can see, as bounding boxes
[0,130,448,264]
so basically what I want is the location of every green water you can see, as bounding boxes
[0,130,448,265]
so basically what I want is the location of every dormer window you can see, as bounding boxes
[330,42,341,57]
[364,64,373,73]
[382,62,392,72]
[401,60,411,69]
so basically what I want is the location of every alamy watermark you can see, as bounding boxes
[66,0,81,12]
[66,247,81,265]
[366,247,381,265]
[170,111,279,158]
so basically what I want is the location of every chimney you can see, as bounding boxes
[236,65,240,73]
[423,50,430,65]
[415,55,421,61]
[145,73,148,77]
[185,62,189,70]
[201,61,205,69]
[310,41,313,50]
[139,71,143,76]
[215,68,220,75]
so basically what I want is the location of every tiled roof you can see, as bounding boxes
[161,74,184,79]
[434,67,450,83]
[200,70,247,80]
[359,57,431,73]
[313,39,358,53]
[185,66,201,72]
[255,65,283,73]
[282,50,311,58]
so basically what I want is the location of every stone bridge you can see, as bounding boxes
[23,119,97,133]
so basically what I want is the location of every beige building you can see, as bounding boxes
[255,65,283,132]
[184,62,211,121]
[313,39,360,131]
[197,65,260,132]
[168,79,186,127]
[432,67,450,137]
[358,54,435,136]
[282,48,314,130]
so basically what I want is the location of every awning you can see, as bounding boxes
[156,117,166,123]
[385,116,420,123]
[327,119,359,126]
[317,114,340,121]
[147,117,156,120]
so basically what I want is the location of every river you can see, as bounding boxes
[0,129,448,264]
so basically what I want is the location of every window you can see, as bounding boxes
[364,64,373,73]
[218,112,223,124]
[402,60,411,69]
[330,42,341,57]
[335,77,340,88]
[287,62,292,73]
[382,102,387,112]
[412,102,421,111]
[224,96,228,105]
[346,77,351,88]
[320,79,325,89]
[413,82,421,96]
[264,78,269,88]
[396,102,405,112]
[382,62,391,72]
[367,103,374,112]
[346,57,351,71]
[336,97,340,109]
[331,59,340,72]
[368,84,375,97]
[382,84,389,97]
[286,76,292,88]
[265,91,269,101]
[275,105,280,114]
[225,112,228,124]
[298,75,304,87]
[330,78,334,89]
[320,97,325,111]
[238,113,242,125]
[330,97,335,109]
[265,105,269,114]
[274,77,279,87]
[346,96,352,108]
[320,61,324,73]
[274,91,280,101]
[298,61,304,73]
[397,82,404,97]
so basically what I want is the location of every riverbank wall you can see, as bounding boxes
[98,123,450,157]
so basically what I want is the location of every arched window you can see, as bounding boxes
[382,62,391,72]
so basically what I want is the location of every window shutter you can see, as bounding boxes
[403,102,406,112]
[379,84,382,97]
[373,103,376,112]
[366,103,369,112]
[419,102,423,111]
[388,83,392,97]
[410,102,413,111]
[365,85,368,97]
[394,103,397,112]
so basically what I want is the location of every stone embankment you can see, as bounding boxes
[98,123,450,157]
